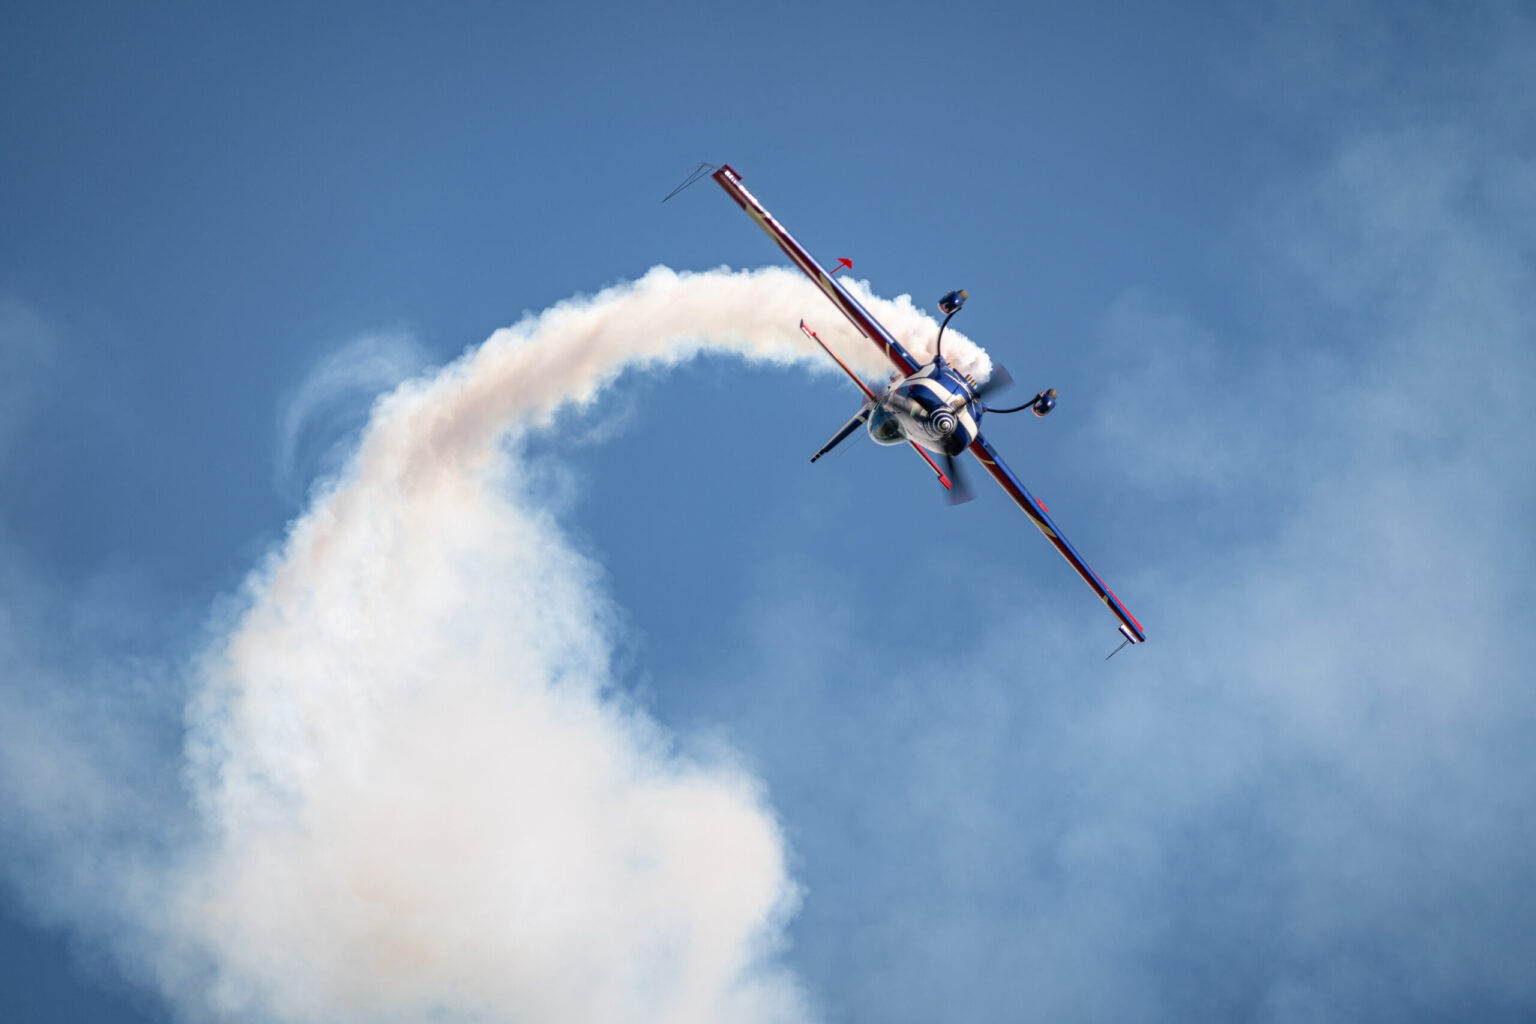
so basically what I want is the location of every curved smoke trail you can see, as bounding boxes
[151,266,983,1023]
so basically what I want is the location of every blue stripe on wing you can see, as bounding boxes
[968,434,1145,642]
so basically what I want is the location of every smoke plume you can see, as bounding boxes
[3,267,981,1024]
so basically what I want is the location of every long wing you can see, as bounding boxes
[969,434,1146,644]
[716,163,1143,644]
[713,165,921,377]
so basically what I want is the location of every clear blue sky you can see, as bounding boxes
[3,3,1535,1023]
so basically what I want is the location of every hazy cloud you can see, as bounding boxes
[681,101,1536,1024]
[0,295,58,465]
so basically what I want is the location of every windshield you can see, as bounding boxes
[866,406,905,445]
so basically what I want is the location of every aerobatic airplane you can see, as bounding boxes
[710,164,1145,651]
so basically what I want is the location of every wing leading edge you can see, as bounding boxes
[969,434,1145,644]
[713,165,921,377]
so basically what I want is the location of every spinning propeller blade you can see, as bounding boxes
[942,453,974,505]
[975,364,1013,402]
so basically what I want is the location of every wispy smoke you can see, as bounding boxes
[1,266,980,1024]
[274,330,430,504]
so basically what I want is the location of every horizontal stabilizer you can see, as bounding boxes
[811,404,872,463]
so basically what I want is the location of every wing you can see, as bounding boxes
[714,165,921,377]
[968,433,1146,644]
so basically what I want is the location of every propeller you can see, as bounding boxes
[974,364,1013,403]
[941,452,974,505]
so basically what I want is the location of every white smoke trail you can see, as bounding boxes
[156,266,983,1024]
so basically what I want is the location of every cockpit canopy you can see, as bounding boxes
[866,405,906,445]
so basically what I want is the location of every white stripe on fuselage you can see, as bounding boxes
[907,373,978,425]
[889,369,980,446]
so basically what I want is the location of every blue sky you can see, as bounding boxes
[3,3,1535,1022]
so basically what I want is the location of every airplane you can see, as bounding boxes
[710,164,1146,651]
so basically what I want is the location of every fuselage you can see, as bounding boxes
[867,359,983,457]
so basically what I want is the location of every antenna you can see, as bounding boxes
[662,162,719,202]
